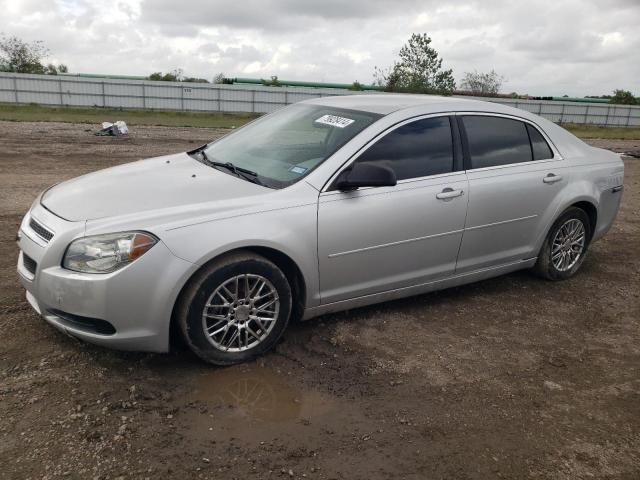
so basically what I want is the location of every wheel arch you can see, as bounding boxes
[534,195,599,258]
[169,246,308,350]
[569,200,597,241]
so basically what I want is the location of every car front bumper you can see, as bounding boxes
[17,204,194,353]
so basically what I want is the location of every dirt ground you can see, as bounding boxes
[1,121,638,480]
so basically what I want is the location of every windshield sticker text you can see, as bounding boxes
[314,115,355,128]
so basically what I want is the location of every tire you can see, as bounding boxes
[533,207,591,281]
[176,251,292,365]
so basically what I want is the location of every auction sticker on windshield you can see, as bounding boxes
[314,115,355,128]
[289,165,308,175]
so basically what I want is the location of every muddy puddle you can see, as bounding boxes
[176,363,341,443]
[190,364,334,423]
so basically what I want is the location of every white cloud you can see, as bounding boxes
[242,61,263,74]
[600,31,624,46]
[1,0,638,95]
[412,13,430,28]
[337,49,371,65]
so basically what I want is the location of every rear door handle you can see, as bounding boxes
[543,173,563,184]
[436,188,464,200]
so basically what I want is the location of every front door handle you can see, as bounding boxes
[543,173,563,184]
[436,188,464,200]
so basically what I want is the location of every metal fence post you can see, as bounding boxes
[251,89,255,113]
[605,105,611,126]
[284,90,288,105]
[583,105,589,124]
[58,78,63,106]
[181,86,184,111]
[142,83,146,109]
[13,75,18,103]
[627,107,632,127]
[101,81,106,107]
[560,103,565,124]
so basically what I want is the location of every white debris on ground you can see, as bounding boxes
[96,120,129,136]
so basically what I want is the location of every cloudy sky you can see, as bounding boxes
[2,0,638,96]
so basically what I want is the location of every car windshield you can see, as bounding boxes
[200,104,381,188]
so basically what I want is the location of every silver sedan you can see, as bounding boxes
[17,95,624,364]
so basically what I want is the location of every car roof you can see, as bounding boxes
[301,93,520,115]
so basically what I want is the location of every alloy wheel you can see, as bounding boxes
[202,274,280,352]
[551,218,586,272]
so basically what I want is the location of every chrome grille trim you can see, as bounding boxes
[29,218,54,242]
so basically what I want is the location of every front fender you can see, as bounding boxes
[161,203,320,308]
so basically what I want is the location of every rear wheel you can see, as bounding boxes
[533,207,591,280]
[177,252,292,365]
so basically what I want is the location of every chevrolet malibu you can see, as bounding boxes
[17,95,624,364]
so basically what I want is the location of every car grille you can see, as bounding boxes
[22,253,37,275]
[29,218,54,242]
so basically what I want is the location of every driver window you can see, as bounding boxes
[355,116,453,180]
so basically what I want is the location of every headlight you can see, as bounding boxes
[63,232,158,273]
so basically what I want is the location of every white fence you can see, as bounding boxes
[1,72,639,126]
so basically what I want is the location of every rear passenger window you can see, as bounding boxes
[356,116,453,180]
[462,116,532,168]
[526,124,554,160]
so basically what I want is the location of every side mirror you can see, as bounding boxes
[335,162,397,191]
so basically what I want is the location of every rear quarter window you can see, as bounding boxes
[462,116,532,169]
[526,124,554,160]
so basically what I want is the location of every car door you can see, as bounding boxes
[317,115,469,305]
[455,114,565,273]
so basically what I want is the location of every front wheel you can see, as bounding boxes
[533,207,591,280]
[177,252,292,365]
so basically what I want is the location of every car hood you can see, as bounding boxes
[41,153,268,221]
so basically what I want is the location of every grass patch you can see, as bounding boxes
[1,104,639,139]
[562,123,640,140]
[0,103,258,128]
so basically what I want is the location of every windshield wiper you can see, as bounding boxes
[199,150,266,187]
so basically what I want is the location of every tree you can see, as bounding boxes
[182,76,209,83]
[148,69,183,82]
[261,75,281,87]
[212,72,226,84]
[460,70,504,96]
[0,35,48,73]
[148,69,209,83]
[43,63,68,75]
[610,89,637,105]
[0,35,68,74]
[373,33,455,95]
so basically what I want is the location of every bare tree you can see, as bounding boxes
[459,70,504,95]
